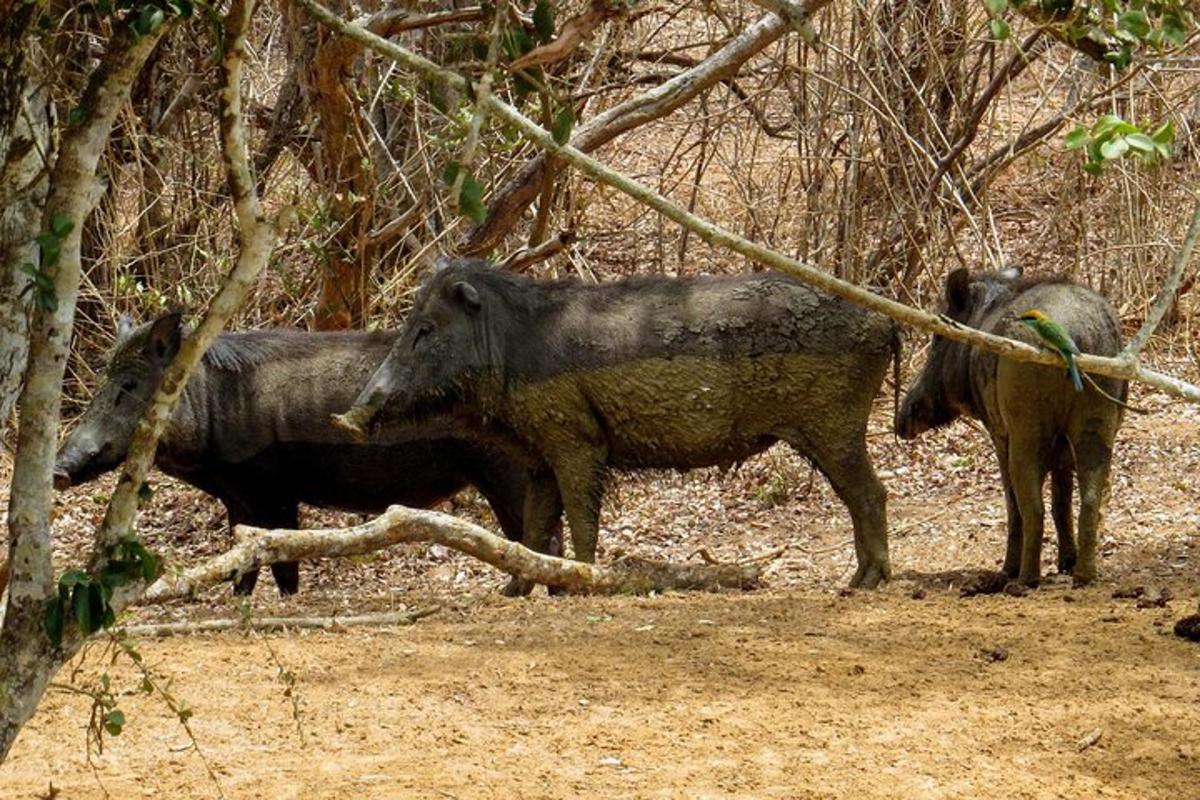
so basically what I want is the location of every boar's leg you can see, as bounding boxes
[795,434,890,589]
[1071,430,1115,586]
[228,502,301,596]
[1050,461,1077,575]
[992,438,1023,578]
[548,448,607,566]
[502,471,564,597]
[1006,436,1050,588]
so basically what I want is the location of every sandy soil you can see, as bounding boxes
[2,364,1198,799]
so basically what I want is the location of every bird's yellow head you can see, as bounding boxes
[1018,309,1048,323]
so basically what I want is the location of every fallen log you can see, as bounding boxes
[142,504,772,603]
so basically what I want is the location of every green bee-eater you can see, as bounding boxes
[1018,309,1083,392]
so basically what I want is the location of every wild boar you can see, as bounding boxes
[896,266,1125,587]
[337,258,899,589]
[54,313,547,595]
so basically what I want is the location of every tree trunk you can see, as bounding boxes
[0,23,171,765]
[281,0,375,329]
[0,2,47,439]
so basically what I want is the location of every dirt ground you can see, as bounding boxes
[2,359,1199,799]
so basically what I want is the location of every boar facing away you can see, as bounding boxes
[339,259,899,589]
[55,314,546,595]
[896,266,1126,587]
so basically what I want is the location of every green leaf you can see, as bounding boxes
[67,107,87,127]
[140,549,159,582]
[1100,136,1129,160]
[551,106,574,145]
[1124,132,1156,154]
[50,212,74,238]
[1091,114,1137,138]
[59,569,89,588]
[1083,161,1103,176]
[533,0,555,43]
[1117,9,1150,38]
[97,0,112,13]
[103,710,125,736]
[458,175,487,224]
[134,4,164,34]
[45,599,65,646]
[1063,126,1089,150]
[73,584,94,634]
[1151,120,1175,145]
[442,161,461,186]
[983,0,1007,16]
[989,16,1010,40]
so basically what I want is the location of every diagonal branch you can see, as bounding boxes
[1121,196,1200,358]
[461,8,819,254]
[298,0,1200,403]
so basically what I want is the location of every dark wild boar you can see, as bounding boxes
[337,259,899,589]
[896,266,1125,587]
[55,314,545,595]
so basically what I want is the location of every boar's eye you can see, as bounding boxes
[411,321,434,349]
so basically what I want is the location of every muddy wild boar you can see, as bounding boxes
[336,258,900,589]
[55,313,549,595]
[896,266,1125,587]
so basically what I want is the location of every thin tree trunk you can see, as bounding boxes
[0,23,171,764]
[0,2,47,437]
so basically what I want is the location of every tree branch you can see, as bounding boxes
[460,8,812,254]
[142,505,767,602]
[292,0,1200,404]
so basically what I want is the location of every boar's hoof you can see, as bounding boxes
[1003,581,1032,598]
[233,569,260,596]
[1174,615,1200,642]
[1071,568,1097,588]
[502,576,536,597]
[849,561,890,590]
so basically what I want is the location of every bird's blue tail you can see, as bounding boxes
[1066,355,1083,392]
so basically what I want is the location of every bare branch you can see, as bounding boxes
[745,0,820,42]
[509,0,623,72]
[497,229,575,272]
[292,0,1200,404]
[462,8,814,253]
[366,5,484,37]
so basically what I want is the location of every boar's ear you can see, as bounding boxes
[450,280,482,312]
[146,312,183,365]
[945,269,971,315]
[115,314,135,345]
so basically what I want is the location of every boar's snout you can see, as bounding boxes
[53,470,72,491]
[895,392,930,440]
